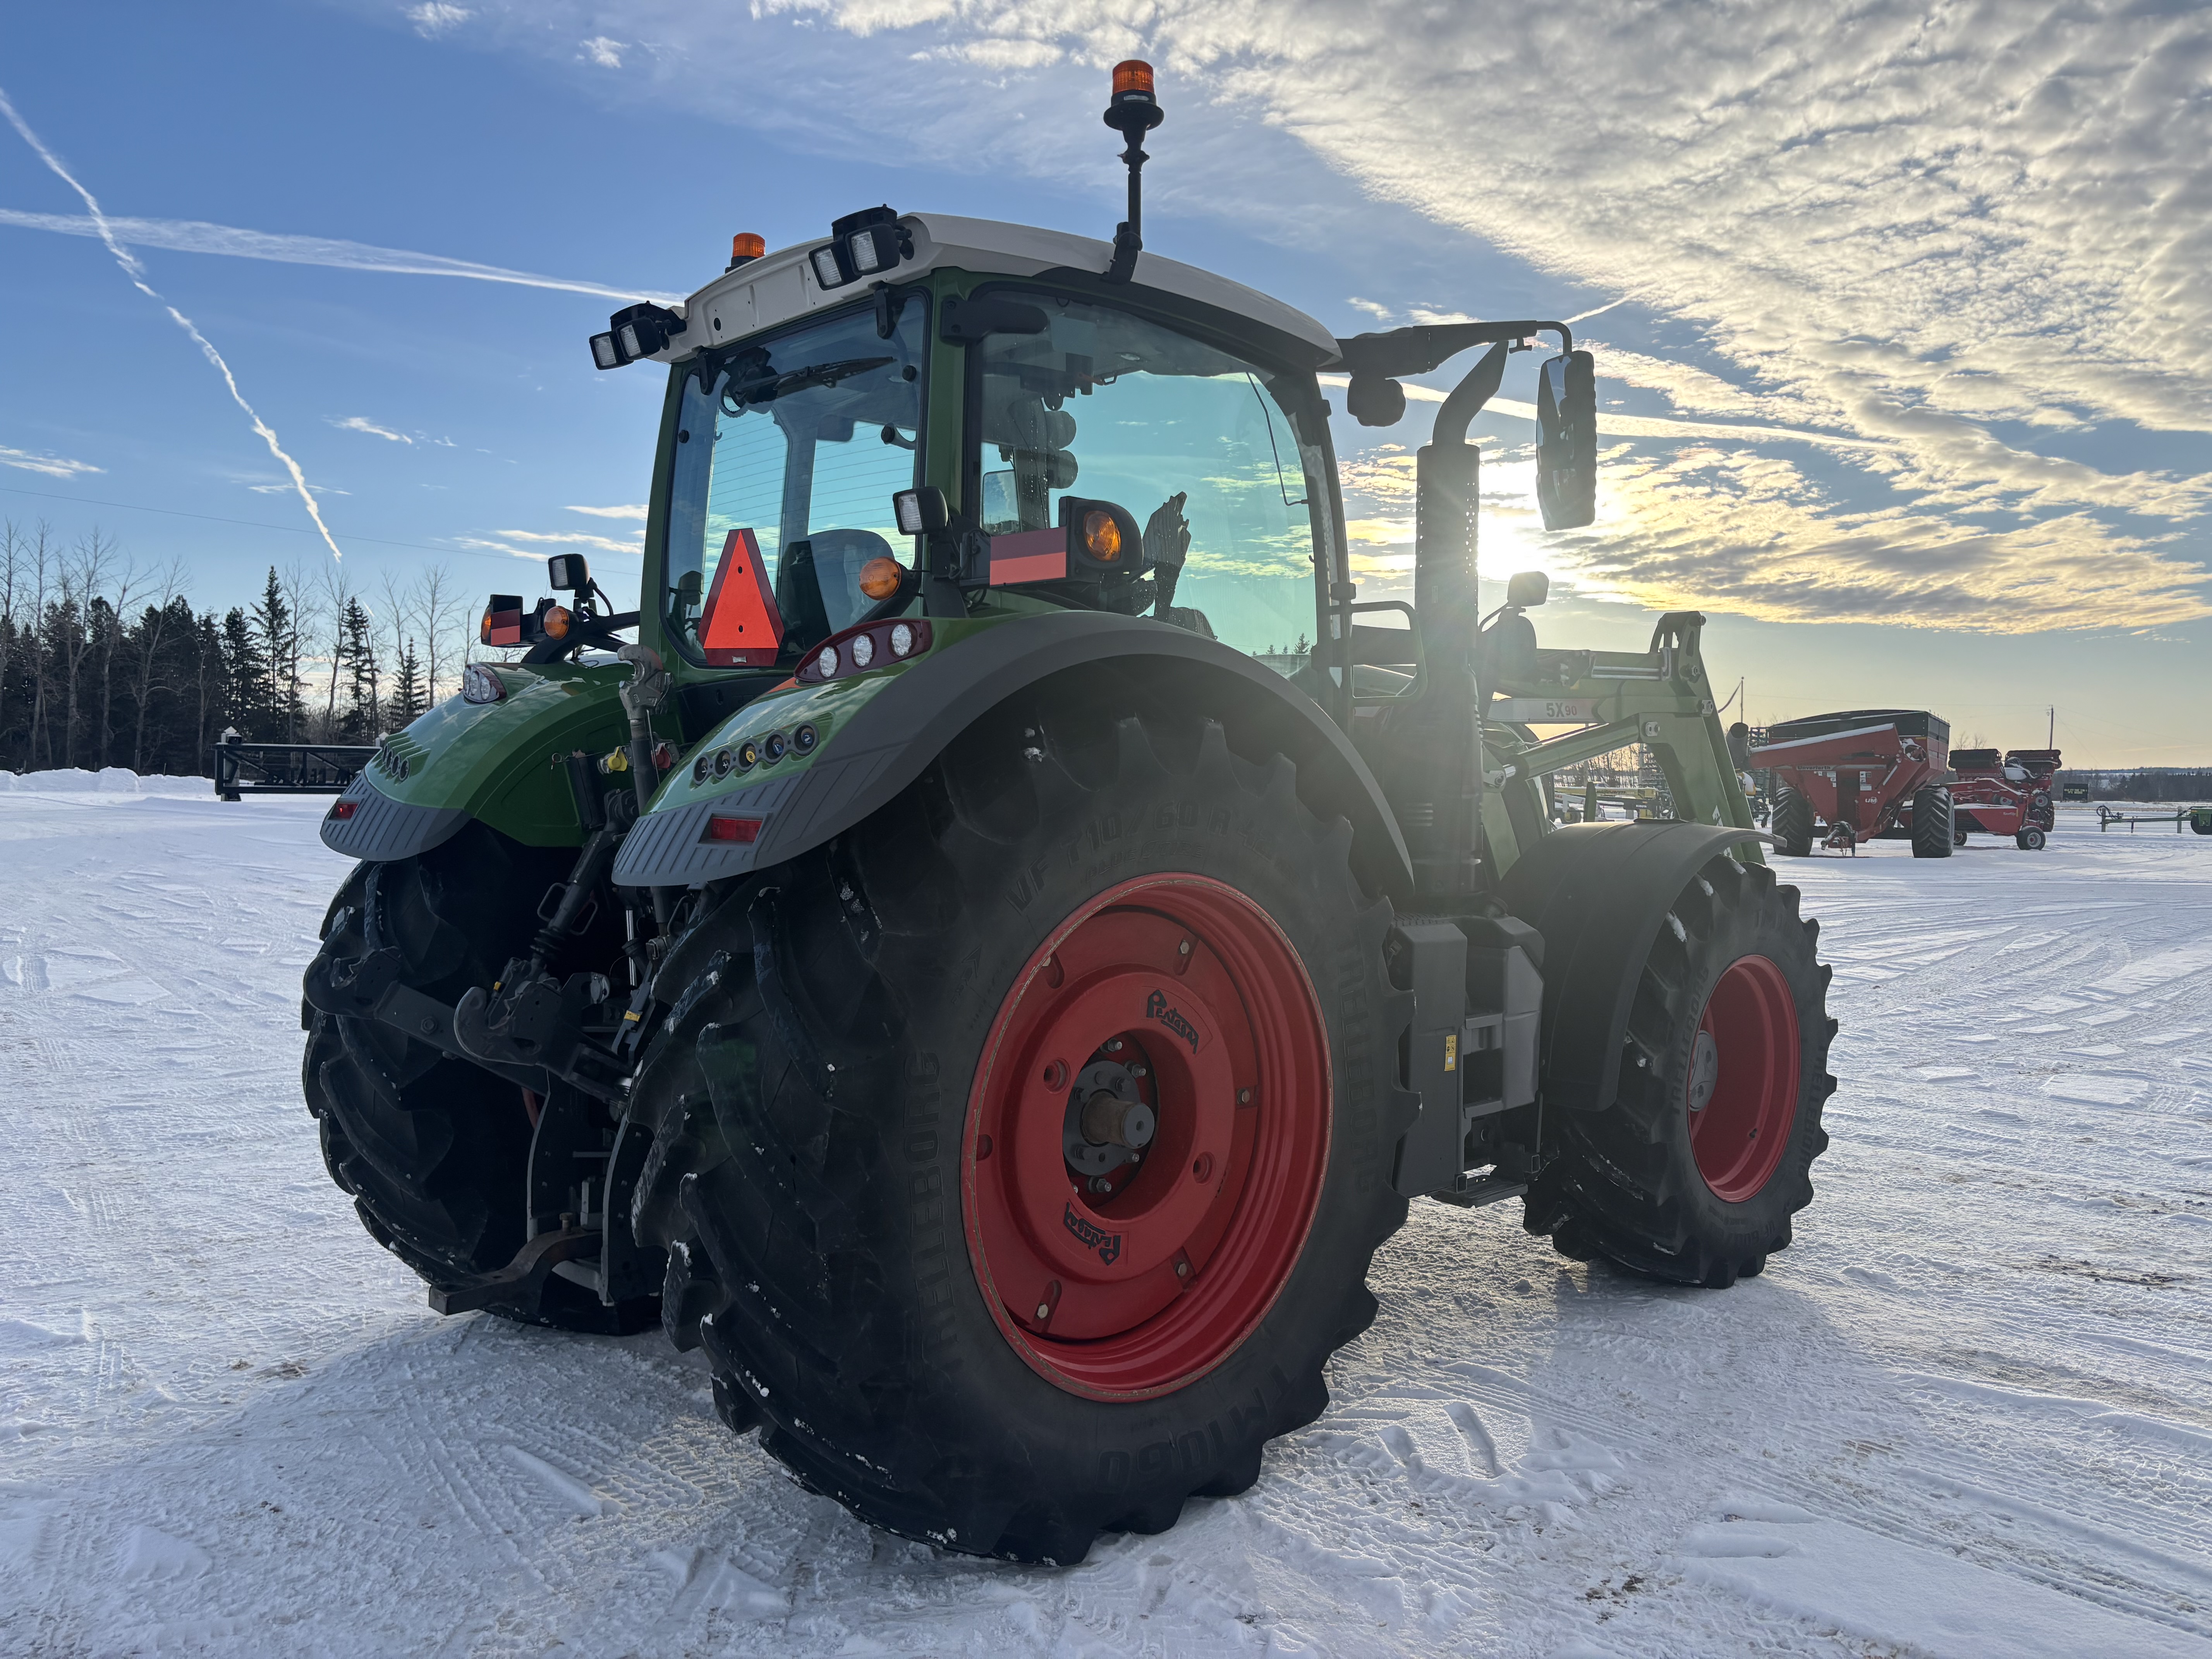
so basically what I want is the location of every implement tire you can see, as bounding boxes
[303,821,651,1333]
[1524,851,1835,1287]
[1910,785,1954,859]
[626,703,1410,1563]
[1771,787,1814,858]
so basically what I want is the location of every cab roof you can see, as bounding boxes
[655,212,1341,369]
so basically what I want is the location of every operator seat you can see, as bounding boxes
[778,527,896,647]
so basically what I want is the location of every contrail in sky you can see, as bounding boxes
[0,86,346,562]
[0,207,681,305]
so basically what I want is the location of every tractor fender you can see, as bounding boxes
[320,661,632,863]
[612,610,1415,902]
[1497,820,1765,1115]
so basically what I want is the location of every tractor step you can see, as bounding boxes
[1429,1175,1528,1210]
[428,1224,602,1317]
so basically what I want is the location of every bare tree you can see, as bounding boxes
[279,562,318,742]
[125,560,189,772]
[376,568,417,732]
[55,528,117,768]
[24,522,55,767]
[93,558,145,769]
[0,521,24,747]
[415,564,461,703]
[315,563,355,741]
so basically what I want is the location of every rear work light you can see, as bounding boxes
[795,618,933,685]
[703,814,764,845]
[461,664,505,704]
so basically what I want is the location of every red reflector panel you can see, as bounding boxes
[699,529,786,665]
[329,799,359,821]
[481,593,525,647]
[703,814,764,845]
[988,529,1067,586]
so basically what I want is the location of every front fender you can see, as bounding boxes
[611,611,1414,901]
[319,662,633,863]
[1498,820,1766,1114]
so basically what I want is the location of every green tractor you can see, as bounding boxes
[302,64,1835,1565]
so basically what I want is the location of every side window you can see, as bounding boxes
[664,303,924,662]
[973,295,1322,659]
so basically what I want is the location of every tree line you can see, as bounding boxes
[1,520,475,777]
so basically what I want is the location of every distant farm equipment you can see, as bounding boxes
[2097,803,2212,835]
[211,733,376,802]
[1949,748,2061,850]
[1733,709,1955,859]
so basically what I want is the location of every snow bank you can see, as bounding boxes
[0,766,210,797]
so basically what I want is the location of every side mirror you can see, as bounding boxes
[893,486,951,535]
[1535,350,1597,531]
[547,553,589,592]
[1506,570,1549,609]
[939,294,1050,345]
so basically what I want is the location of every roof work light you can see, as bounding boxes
[808,206,915,291]
[589,301,688,371]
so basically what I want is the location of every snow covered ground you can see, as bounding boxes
[3,783,2208,1657]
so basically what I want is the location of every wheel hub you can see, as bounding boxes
[1686,953,1800,1203]
[965,873,1331,1400]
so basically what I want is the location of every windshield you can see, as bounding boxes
[665,301,926,664]
[970,292,1327,660]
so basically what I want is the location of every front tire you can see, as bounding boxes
[627,707,1410,1563]
[1910,785,1954,858]
[1525,852,1835,1287]
[2016,826,2048,850]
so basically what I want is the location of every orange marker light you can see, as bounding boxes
[1113,60,1155,99]
[857,556,907,601]
[730,232,766,263]
[541,605,572,641]
[1082,508,1124,562]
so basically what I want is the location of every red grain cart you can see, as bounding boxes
[1735,709,1955,859]
[1950,748,2060,850]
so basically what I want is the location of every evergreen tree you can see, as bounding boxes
[221,606,269,738]
[387,637,427,728]
[338,596,379,740]
[251,565,302,740]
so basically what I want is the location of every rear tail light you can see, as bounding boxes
[329,799,359,821]
[703,814,764,845]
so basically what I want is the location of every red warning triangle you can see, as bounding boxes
[698,527,785,665]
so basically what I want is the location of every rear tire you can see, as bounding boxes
[626,706,1410,1563]
[1524,853,1835,1287]
[302,822,652,1333]
[1771,787,1814,858]
[1910,786,1954,858]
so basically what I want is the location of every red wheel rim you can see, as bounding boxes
[963,874,1331,1401]
[1686,954,1800,1202]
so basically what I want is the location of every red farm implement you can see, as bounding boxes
[1949,748,2061,850]
[1734,709,1954,859]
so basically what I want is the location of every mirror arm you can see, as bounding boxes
[1431,341,1512,449]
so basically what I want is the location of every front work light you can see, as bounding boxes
[809,206,915,290]
[892,486,950,535]
[460,663,506,704]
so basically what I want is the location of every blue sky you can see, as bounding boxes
[2,0,2205,763]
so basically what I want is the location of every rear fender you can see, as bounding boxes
[612,611,1414,902]
[1498,820,1765,1114]
[320,662,634,863]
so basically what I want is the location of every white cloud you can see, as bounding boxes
[0,445,101,479]
[330,0,2212,630]
[408,3,469,38]
[0,208,680,304]
[579,36,623,67]
[564,503,648,520]
[467,527,644,556]
[331,415,412,443]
